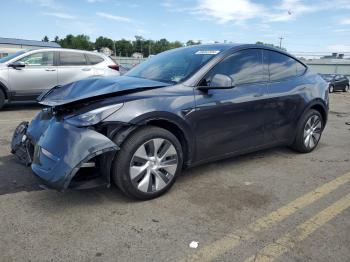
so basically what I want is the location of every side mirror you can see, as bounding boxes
[198,74,234,90]
[8,61,25,69]
[210,74,233,88]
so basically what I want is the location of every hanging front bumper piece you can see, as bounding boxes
[11,112,119,191]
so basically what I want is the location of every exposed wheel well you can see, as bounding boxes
[310,104,327,124]
[146,119,190,167]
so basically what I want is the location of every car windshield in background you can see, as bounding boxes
[320,74,334,81]
[0,51,26,63]
[125,45,229,84]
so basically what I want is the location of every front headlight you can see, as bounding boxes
[65,103,123,127]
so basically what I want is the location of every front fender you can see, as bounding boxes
[31,121,119,190]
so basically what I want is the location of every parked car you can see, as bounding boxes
[319,74,349,93]
[11,44,329,200]
[0,48,120,109]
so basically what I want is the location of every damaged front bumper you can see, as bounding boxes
[11,111,119,191]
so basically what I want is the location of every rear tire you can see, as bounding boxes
[112,126,183,200]
[291,109,324,153]
[329,85,334,93]
[0,89,5,110]
[343,84,349,92]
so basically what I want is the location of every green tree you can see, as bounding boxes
[42,36,49,42]
[169,41,183,50]
[114,39,134,56]
[186,40,201,46]
[133,35,145,54]
[53,36,59,43]
[58,34,94,50]
[95,36,114,52]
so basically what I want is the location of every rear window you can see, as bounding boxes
[59,52,87,66]
[267,50,306,81]
[87,54,104,65]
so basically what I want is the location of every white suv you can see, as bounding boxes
[0,48,120,109]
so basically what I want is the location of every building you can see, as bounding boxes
[0,37,60,58]
[302,58,350,77]
[132,52,144,59]
[99,47,112,56]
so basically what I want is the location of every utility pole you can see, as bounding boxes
[278,36,284,49]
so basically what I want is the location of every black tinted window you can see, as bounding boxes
[201,49,266,86]
[59,52,87,66]
[267,51,306,81]
[87,54,104,65]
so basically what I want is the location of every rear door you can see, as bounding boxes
[57,51,93,85]
[263,50,307,142]
[8,51,57,98]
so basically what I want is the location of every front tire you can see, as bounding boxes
[112,126,183,200]
[291,109,324,153]
[329,85,334,93]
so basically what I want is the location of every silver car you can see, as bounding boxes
[0,48,120,109]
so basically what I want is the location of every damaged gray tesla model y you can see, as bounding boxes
[11,44,329,200]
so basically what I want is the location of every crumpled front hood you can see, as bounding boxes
[38,76,170,106]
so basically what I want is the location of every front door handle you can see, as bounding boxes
[45,68,56,72]
[253,93,264,97]
[81,68,92,71]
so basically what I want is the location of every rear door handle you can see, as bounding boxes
[45,68,56,72]
[81,68,92,71]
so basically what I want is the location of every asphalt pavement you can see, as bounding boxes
[0,94,349,262]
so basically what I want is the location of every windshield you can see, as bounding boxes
[125,45,228,84]
[0,51,26,63]
[320,74,334,81]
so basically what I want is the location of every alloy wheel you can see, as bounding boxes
[303,115,322,150]
[329,85,334,93]
[129,138,178,193]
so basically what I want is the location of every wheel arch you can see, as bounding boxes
[0,80,9,100]
[305,99,328,124]
[104,112,195,167]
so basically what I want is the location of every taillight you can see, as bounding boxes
[108,64,119,71]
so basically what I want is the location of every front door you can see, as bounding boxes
[192,49,268,162]
[8,51,57,99]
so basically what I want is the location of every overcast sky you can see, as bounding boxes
[2,0,350,53]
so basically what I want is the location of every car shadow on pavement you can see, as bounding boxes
[179,146,296,181]
[0,146,296,207]
[0,154,43,195]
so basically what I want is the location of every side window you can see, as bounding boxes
[268,51,306,81]
[87,54,104,65]
[19,52,54,66]
[334,75,341,81]
[59,52,87,66]
[201,49,265,86]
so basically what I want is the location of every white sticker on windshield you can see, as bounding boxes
[195,50,220,55]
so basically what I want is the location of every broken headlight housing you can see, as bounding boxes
[65,103,123,127]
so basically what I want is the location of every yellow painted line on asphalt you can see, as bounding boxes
[243,192,350,262]
[184,172,350,262]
